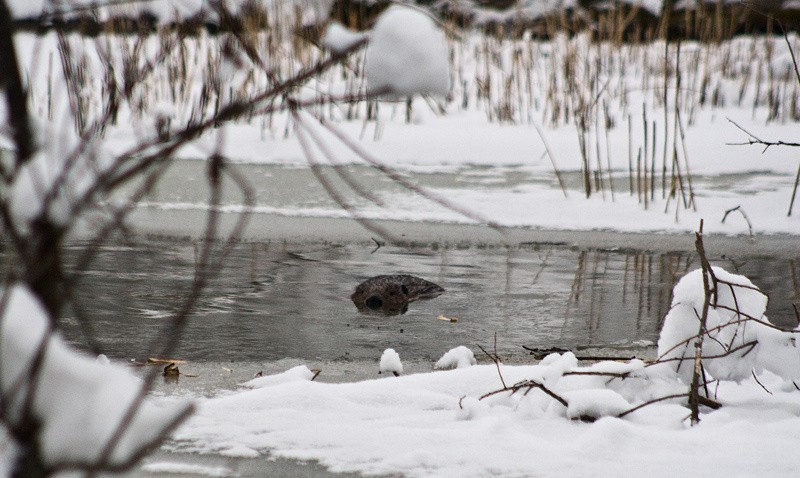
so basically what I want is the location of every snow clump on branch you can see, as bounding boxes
[435,345,477,370]
[0,285,193,468]
[364,6,449,97]
[380,348,403,376]
[656,266,800,383]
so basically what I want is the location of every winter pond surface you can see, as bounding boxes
[50,161,800,477]
[65,161,800,372]
[55,235,799,477]
[60,236,799,372]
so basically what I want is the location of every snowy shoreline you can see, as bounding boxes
[120,205,800,256]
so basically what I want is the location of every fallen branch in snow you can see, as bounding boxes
[563,370,632,379]
[751,370,774,395]
[478,334,570,407]
[479,378,569,408]
[616,393,721,420]
[616,393,689,419]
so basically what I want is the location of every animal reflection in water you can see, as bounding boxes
[351,274,445,316]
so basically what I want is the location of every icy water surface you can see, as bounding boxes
[60,238,800,365]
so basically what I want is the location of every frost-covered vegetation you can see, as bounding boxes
[8,2,800,218]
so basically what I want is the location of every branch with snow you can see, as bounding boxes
[0,286,193,474]
[474,228,800,425]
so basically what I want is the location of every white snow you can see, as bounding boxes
[379,348,403,376]
[322,22,367,54]
[657,266,800,383]
[564,389,631,420]
[241,364,316,388]
[141,462,233,476]
[171,351,800,477]
[0,285,193,468]
[435,345,477,369]
[364,6,449,96]
[4,103,118,229]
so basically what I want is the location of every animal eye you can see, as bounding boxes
[365,296,383,310]
[401,285,409,295]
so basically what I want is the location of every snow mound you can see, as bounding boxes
[657,266,800,383]
[365,6,449,96]
[380,348,403,376]
[173,352,800,477]
[0,285,193,467]
[435,345,477,369]
[242,365,316,389]
[565,389,631,420]
[322,22,367,54]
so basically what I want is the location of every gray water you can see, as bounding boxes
[60,237,800,366]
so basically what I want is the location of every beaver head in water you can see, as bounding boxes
[351,274,445,316]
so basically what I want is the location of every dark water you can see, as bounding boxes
[58,238,800,363]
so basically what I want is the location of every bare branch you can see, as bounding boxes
[751,370,774,395]
[319,116,507,234]
[617,393,689,418]
[0,0,35,165]
[689,219,712,425]
[721,205,753,237]
[726,118,800,150]
[292,110,401,243]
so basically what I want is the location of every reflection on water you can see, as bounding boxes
[58,239,799,363]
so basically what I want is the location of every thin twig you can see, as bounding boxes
[721,205,754,237]
[319,117,507,234]
[726,118,800,150]
[617,393,689,418]
[751,370,774,395]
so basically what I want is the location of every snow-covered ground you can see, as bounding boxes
[159,360,800,477]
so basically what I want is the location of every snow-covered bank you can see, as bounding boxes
[168,363,800,477]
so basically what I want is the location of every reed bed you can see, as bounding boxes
[21,3,800,214]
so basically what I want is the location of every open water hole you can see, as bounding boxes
[59,238,800,369]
